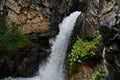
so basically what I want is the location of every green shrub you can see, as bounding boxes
[0,29,31,50]
[69,31,102,66]
[91,69,106,80]
[0,17,31,51]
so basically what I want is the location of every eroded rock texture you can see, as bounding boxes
[98,0,120,80]
[0,0,120,79]
[76,0,99,39]
[75,0,119,39]
[71,0,120,80]
[0,0,83,79]
[99,0,120,80]
[0,0,83,42]
[99,22,120,80]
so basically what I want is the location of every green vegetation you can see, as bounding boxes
[91,68,106,80]
[0,16,31,51]
[69,31,102,66]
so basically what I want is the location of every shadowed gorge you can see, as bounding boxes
[0,0,120,80]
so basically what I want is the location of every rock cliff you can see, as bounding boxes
[0,0,83,78]
[71,0,120,80]
[0,0,120,79]
[75,0,118,39]
[99,0,120,79]
[0,0,83,42]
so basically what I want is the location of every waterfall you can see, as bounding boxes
[4,11,81,80]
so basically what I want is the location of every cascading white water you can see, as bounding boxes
[4,11,81,80]
[38,11,81,80]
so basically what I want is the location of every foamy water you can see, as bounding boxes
[4,11,81,80]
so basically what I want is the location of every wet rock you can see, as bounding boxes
[75,0,99,40]
[0,45,50,79]
[99,22,120,80]
[75,0,119,40]
[94,1,120,80]
[0,58,5,72]
[71,0,120,80]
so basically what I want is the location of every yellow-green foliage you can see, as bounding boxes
[69,31,102,66]
[91,68,106,80]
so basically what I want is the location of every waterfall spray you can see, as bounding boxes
[4,11,81,80]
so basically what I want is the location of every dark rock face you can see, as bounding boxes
[0,0,120,79]
[75,0,118,40]
[99,21,120,80]
[75,0,100,40]
[98,0,120,80]
[0,45,50,79]
[72,0,120,80]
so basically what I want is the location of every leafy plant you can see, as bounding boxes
[0,16,32,51]
[69,31,102,66]
[91,68,106,80]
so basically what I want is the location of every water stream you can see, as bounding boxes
[4,11,81,80]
